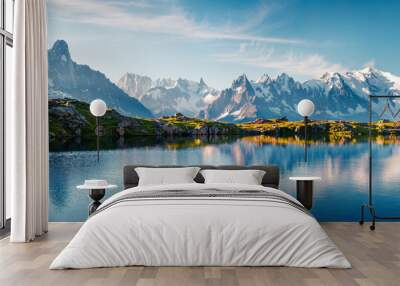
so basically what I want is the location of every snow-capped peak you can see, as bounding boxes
[358,66,376,74]
[277,72,291,81]
[255,73,271,84]
[321,71,342,81]
[379,71,400,90]
[49,40,72,63]
[232,74,250,89]
[237,74,248,82]
[199,77,207,87]
[117,73,153,99]
[350,66,382,80]
[346,66,400,91]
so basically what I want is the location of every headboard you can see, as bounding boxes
[123,165,280,189]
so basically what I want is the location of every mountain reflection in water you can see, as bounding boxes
[49,135,400,222]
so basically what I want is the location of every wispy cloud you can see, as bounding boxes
[214,42,347,79]
[104,0,159,9]
[48,0,304,45]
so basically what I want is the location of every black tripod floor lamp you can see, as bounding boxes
[90,99,107,162]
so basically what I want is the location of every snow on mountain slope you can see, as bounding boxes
[203,74,258,122]
[68,49,400,122]
[117,73,152,99]
[117,74,220,117]
[203,67,400,122]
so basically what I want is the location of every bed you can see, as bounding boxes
[50,165,350,269]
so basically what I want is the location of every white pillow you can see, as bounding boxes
[200,169,266,185]
[135,167,201,186]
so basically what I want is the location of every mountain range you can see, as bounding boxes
[48,40,152,118]
[48,40,400,122]
[117,73,219,117]
[202,68,400,122]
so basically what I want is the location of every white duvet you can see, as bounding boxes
[50,183,350,269]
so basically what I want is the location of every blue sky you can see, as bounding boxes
[47,0,400,89]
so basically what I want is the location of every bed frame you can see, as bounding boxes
[123,165,280,189]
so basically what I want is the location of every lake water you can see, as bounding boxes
[49,135,400,222]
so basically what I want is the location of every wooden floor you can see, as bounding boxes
[0,222,399,286]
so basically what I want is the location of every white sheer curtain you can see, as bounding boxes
[7,0,49,242]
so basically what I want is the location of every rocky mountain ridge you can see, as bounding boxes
[48,40,153,118]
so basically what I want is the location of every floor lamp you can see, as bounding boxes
[90,99,107,162]
[297,99,315,162]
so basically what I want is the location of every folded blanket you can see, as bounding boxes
[92,188,310,217]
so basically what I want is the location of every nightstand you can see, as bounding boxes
[77,180,117,215]
[289,177,321,210]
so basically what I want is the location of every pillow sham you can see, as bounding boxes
[135,167,201,186]
[200,169,266,185]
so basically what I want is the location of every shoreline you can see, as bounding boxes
[49,98,400,151]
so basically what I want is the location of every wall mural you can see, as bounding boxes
[47,0,400,222]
